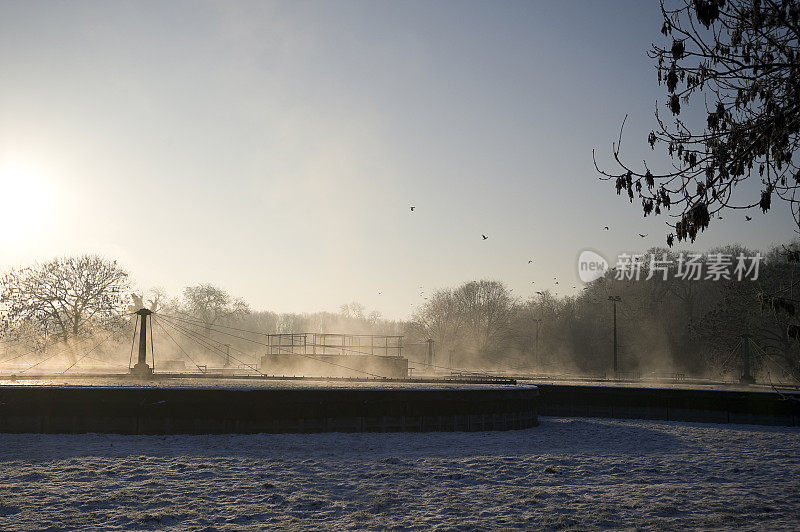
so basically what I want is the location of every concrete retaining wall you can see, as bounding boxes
[260,354,409,379]
[0,385,538,434]
[535,384,800,426]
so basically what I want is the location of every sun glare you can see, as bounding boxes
[0,163,54,244]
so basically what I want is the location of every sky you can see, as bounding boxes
[0,0,797,319]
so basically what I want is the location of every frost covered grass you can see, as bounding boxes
[0,417,798,530]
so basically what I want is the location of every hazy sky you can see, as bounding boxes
[0,0,796,319]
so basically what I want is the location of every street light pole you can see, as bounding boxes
[531,318,542,371]
[740,333,755,384]
[608,296,621,377]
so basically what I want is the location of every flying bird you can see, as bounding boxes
[482,234,488,240]
[639,233,648,238]
[745,215,752,221]
[535,291,544,295]
[604,226,609,230]
[410,206,415,211]
[528,260,533,264]
[555,281,559,285]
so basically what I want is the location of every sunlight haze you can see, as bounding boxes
[1,0,795,318]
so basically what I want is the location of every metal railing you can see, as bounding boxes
[264,333,403,358]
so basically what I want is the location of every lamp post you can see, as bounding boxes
[531,318,542,371]
[608,296,621,377]
[740,333,755,384]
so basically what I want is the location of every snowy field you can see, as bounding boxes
[0,418,798,530]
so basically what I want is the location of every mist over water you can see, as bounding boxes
[1,239,798,385]
[1,245,793,386]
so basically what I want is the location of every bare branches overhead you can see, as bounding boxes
[596,0,800,245]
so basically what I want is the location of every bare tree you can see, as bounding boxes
[180,283,250,325]
[597,0,800,245]
[408,288,465,364]
[340,302,366,320]
[410,281,516,366]
[453,280,516,358]
[0,255,129,341]
[754,245,800,379]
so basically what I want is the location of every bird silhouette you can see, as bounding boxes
[410,206,415,211]
[535,291,544,295]
[639,233,648,238]
[528,260,533,264]
[555,281,559,285]
[482,234,488,240]
[604,226,610,230]
[745,215,752,221]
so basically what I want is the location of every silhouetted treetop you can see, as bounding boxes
[596,0,800,246]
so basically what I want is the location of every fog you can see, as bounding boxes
[1,240,797,385]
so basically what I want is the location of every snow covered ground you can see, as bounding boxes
[0,418,798,530]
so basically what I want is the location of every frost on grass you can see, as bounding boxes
[0,418,798,530]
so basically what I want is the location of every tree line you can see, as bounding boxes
[0,256,403,365]
[1,244,798,382]
[408,243,800,382]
